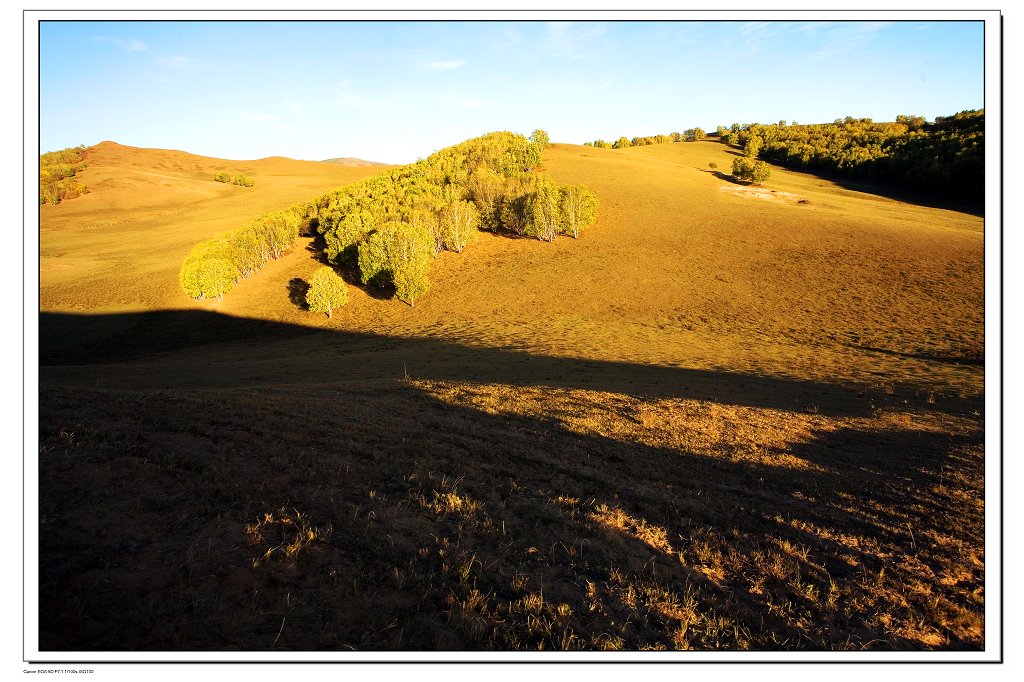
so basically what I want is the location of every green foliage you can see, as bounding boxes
[233,174,255,187]
[558,184,598,238]
[213,172,231,183]
[305,267,349,318]
[178,208,302,300]
[732,157,771,184]
[437,200,480,253]
[692,127,706,142]
[40,145,88,205]
[179,236,240,301]
[743,135,762,158]
[357,221,433,305]
[716,110,984,204]
[529,129,551,149]
[612,137,631,149]
[307,130,598,304]
[524,178,562,242]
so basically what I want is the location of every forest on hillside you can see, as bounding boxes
[587,111,984,206]
[718,111,984,205]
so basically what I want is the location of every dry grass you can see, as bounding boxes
[36,140,984,652]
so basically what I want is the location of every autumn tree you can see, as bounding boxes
[558,184,598,238]
[179,236,240,301]
[525,178,562,242]
[744,135,763,158]
[732,157,771,184]
[305,266,349,318]
[438,200,480,253]
[529,129,551,149]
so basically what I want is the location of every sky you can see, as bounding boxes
[38,19,986,164]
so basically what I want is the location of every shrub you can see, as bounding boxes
[708,162,718,170]
[305,267,349,318]
[40,145,88,205]
[233,174,254,187]
[213,172,231,183]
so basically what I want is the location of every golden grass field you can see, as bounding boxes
[37,139,985,652]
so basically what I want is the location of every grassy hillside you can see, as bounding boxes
[39,141,392,312]
[37,139,985,652]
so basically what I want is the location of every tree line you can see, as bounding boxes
[715,111,984,205]
[40,145,88,205]
[214,171,255,187]
[584,128,707,149]
[179,209,302,300]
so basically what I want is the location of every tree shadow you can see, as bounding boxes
[702,169,749,186]
[287,278,310,311]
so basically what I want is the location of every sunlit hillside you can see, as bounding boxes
[39,141,392,311]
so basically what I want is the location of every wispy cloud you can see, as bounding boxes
[811,22,892,60]
[158,55,193,70]
[542,22,608,59]
[734,22,789,52]
[286,100,301,114]
[420,60,466,71]
[93,36,147,52]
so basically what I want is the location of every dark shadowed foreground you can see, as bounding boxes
[38,311,983,652]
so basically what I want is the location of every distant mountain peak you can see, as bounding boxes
[320,157,390,167]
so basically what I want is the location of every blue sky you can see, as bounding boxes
[39,20,985,164]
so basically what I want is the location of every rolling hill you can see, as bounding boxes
[36,138,985,652]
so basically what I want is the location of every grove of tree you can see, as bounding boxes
[716,110,984,205]
[306,130,599,305]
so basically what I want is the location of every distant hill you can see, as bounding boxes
[320,157,390,167]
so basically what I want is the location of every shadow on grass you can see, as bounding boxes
[287,278,310,311]
[846,343,985,367]
[36,367,984,650]
[702,169,748,186]
[38,310,979,419]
